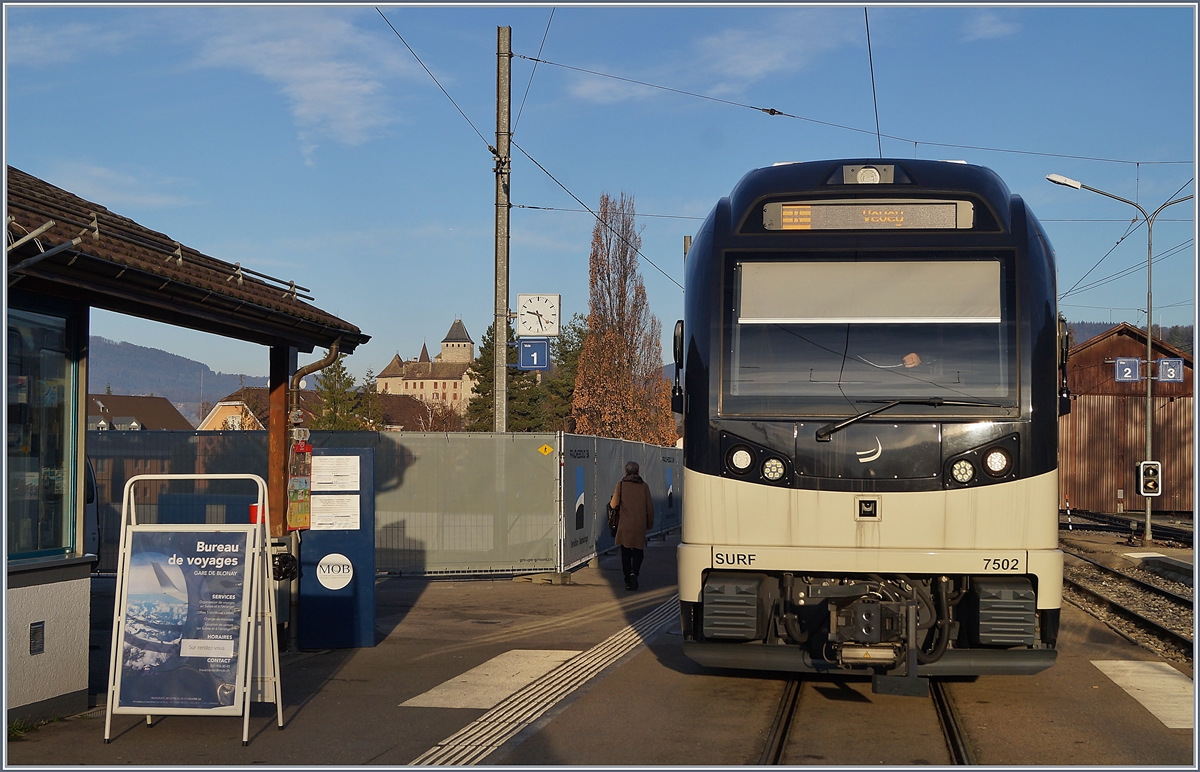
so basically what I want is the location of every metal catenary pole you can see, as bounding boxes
[494,26,512,432]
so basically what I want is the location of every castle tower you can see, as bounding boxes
[436,319,474,364]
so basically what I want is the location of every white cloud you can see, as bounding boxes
[5,21,138,67]
[566,9,861,105]
[190,9,416,154]
[962,11,1020,42]
[43,163,190,209]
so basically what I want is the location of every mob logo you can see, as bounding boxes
[316,553,354,591]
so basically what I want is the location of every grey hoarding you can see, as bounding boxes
[88,431,680,578]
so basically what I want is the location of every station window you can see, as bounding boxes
[7,304,80,560]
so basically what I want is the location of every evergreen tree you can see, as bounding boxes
[541,314,588,431]
[310,354,364,430]
[360,366,382,429]
[465,322,542,431]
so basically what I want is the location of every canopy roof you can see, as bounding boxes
[6,166,369,354]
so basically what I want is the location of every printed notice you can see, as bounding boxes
[311,456,360,492]
[310,494,360,531]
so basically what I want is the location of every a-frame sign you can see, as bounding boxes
[103,474,283,746]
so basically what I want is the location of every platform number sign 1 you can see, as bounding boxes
[518,338,550,371]
[1114,357,1140,383]
[1157,358,1184,383]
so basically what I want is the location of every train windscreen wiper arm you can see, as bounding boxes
[815,398,1002,442]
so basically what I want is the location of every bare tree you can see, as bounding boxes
[572,192,676,445]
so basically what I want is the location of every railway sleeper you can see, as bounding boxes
[682,570,1058,693]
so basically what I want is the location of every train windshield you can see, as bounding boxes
[724,256,1018,417]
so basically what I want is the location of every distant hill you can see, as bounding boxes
[88,337,268,425]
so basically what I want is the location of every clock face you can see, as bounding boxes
[517,294,561,337]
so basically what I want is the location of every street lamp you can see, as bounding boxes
[1046,173,1192,542]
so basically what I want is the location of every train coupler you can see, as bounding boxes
[871,600,929,697]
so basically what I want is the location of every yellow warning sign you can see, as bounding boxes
[537,444,554,456]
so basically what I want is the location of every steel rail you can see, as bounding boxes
[758,676,802,764]
[931,680,976,765]
[1062,577,1193,653]
[1062,512,1192,544]
[1061,547,1193,609]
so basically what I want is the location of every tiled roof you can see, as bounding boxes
[87,394,194,430]
[418,342,430,363]
[6,166,369,354]
[442,319,473,343]
[378,354,406,378]
[389,361,472,380]
[215,387,429,429]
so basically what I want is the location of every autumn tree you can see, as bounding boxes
[571,192,677,445]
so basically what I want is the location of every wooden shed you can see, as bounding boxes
[1058,323,1193,516]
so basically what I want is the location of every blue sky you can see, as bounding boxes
[4,4,1195,382]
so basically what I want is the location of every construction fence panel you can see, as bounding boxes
[310,431,562,576]
[86,431,681,577]
[560,434,600,572]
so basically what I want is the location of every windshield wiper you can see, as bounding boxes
[815,398,1002,442]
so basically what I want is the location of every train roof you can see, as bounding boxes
[726,158,1015,233]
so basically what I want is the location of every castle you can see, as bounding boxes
[377,319,476,415]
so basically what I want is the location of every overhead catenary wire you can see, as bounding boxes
[376,9,683,292]
[1058,177,1195,299]
[864,8,883,158]
[516,54,1191,167]
[513,7,555,134]
[1061,239,1195,299]
[512,140,684,291]
[376,8,498,157]
[514,204,703,221]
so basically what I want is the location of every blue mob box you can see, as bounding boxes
[299,447,376,649]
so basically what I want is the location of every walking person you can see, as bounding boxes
[610,461,654,591]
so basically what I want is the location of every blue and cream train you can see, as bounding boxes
[671,159,1068,691]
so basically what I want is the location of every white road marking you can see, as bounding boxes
[410,594,679,766]
[1092,660,1194,729]
[401,649,580,709]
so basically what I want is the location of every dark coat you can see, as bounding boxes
[612,474,654,550]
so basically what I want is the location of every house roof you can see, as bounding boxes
[379,353,407,379]
[418,342,430,363]
[6,166,369,354]
[87,394,194,430]
[442,319,473,344]
[214,387,429,430]
[1069,322,1193,363]
[196,400,266,431]
[377,353,472,382]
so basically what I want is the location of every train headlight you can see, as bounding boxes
[761,457,786,481]
[950,459,975,484]
[983,447,1012,477]
[727,446,754,474]
[856,166,881,184]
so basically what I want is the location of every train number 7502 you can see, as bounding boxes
[983,558,1020,571]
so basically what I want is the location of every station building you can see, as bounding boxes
[6,166,368,724]
[1058,322,1193,516]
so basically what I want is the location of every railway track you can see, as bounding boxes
[758,676,974,765]
[1061,548,1193,658]
[1060,511,1193,545]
